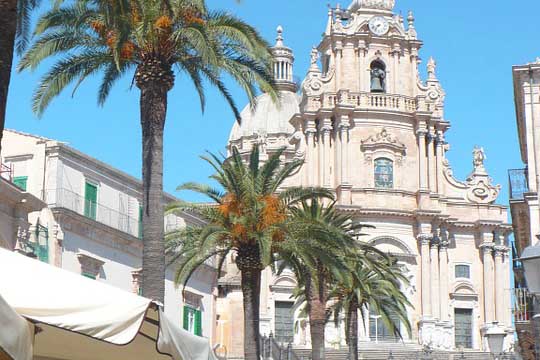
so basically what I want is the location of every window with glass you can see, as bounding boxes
[374,158,394,189]
[455,264,471,279]
[183,306,202,336]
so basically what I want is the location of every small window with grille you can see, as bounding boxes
[455,264,470,279]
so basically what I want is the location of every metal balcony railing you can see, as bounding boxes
[509,168,529,200]
[514,288,534,323]
[45,188,140,238]
[0,163,13,182]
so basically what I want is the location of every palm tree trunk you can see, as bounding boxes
[347,299,359,360]
[139,82,167,302]
[306,264,327,360]
[240,267,262,360]
[0,0,17,156]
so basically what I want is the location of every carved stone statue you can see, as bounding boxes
[309,47,319,71]
[473,146,486,172]
[370,67,386,93]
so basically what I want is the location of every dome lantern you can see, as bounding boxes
[348,0,395,12]
[271,26,297,93]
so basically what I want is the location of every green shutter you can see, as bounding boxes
[138,205,143,239]
[13,176,28,191]
[82,273,96,280]
[195,309,202,336]
[183,306,189,331]
[84,182,98,220]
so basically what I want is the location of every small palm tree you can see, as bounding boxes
[278,199,376,360]
[165,146,332,360]
[20,0,278,301]
[329,255,411,360]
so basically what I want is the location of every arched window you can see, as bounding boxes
[374,158,393,189]
[370,60,386,93]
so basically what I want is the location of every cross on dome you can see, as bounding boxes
[348,0,395,11]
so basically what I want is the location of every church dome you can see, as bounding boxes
[349,0,395,11]
[229,26,299,147]
[228,91,300,144]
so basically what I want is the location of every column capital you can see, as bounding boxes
[494,246,508,257]
[417,234,432,246]
[479,242,494,255]
[416,128,428,137]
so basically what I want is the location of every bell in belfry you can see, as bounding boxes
[370,67,386,93]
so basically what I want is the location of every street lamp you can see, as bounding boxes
[521,243,540,294]
[485,325,505,359]
[520,241,540,360]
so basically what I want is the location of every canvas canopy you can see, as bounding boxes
[0,248,216,360]
[0,293,33,360]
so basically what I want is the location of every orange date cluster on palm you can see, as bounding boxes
[179,7,205,26]
[90,20,136,60]
[219,194,287,246]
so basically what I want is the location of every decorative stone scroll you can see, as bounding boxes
[442,148,501,204]
[361,128,406,163]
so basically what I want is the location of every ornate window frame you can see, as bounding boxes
[77,252,104,279]
[361,128,406,189]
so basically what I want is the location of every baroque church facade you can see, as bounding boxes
[217,0,514,357]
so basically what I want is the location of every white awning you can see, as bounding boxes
[0,293,33,360]
[0,248,216,360]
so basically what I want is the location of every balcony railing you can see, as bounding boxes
[509,168,529,200]
[45,188,140,238]
[514,288,534,323]
[0,163,13,182]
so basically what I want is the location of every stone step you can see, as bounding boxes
[292,348,514,360]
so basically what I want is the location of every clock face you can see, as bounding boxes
[369,16,389,36]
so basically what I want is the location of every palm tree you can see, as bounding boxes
[278,199,376,360]
[19,0,278,302]
[0,0,42,155]
[165,146,332,360]
[329,255,412,360]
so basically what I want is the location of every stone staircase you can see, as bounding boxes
[292,342,515,360]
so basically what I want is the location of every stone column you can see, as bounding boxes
[340,116,351,186]
[334,41,342,91]
[481,240,495,324]
[427,128,437,192]
[391,44,400,94]
[358,40,367,92]
[435,131,445,194]
[419,234,432,317]
[417,129,428,190]
[305,119,317,186]
[494,245,506,325]
[430,239,440,320]
[439,240,449,321]
[321,117,332,188]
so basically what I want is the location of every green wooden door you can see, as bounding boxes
[455,308,473,348]
[84,182,98,220]
[274,302,294,344]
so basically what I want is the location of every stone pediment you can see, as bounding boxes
[361,128,406,163]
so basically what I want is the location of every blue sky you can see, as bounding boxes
[5,0,540,205]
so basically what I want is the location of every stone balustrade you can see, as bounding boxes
[307,92,419,113]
